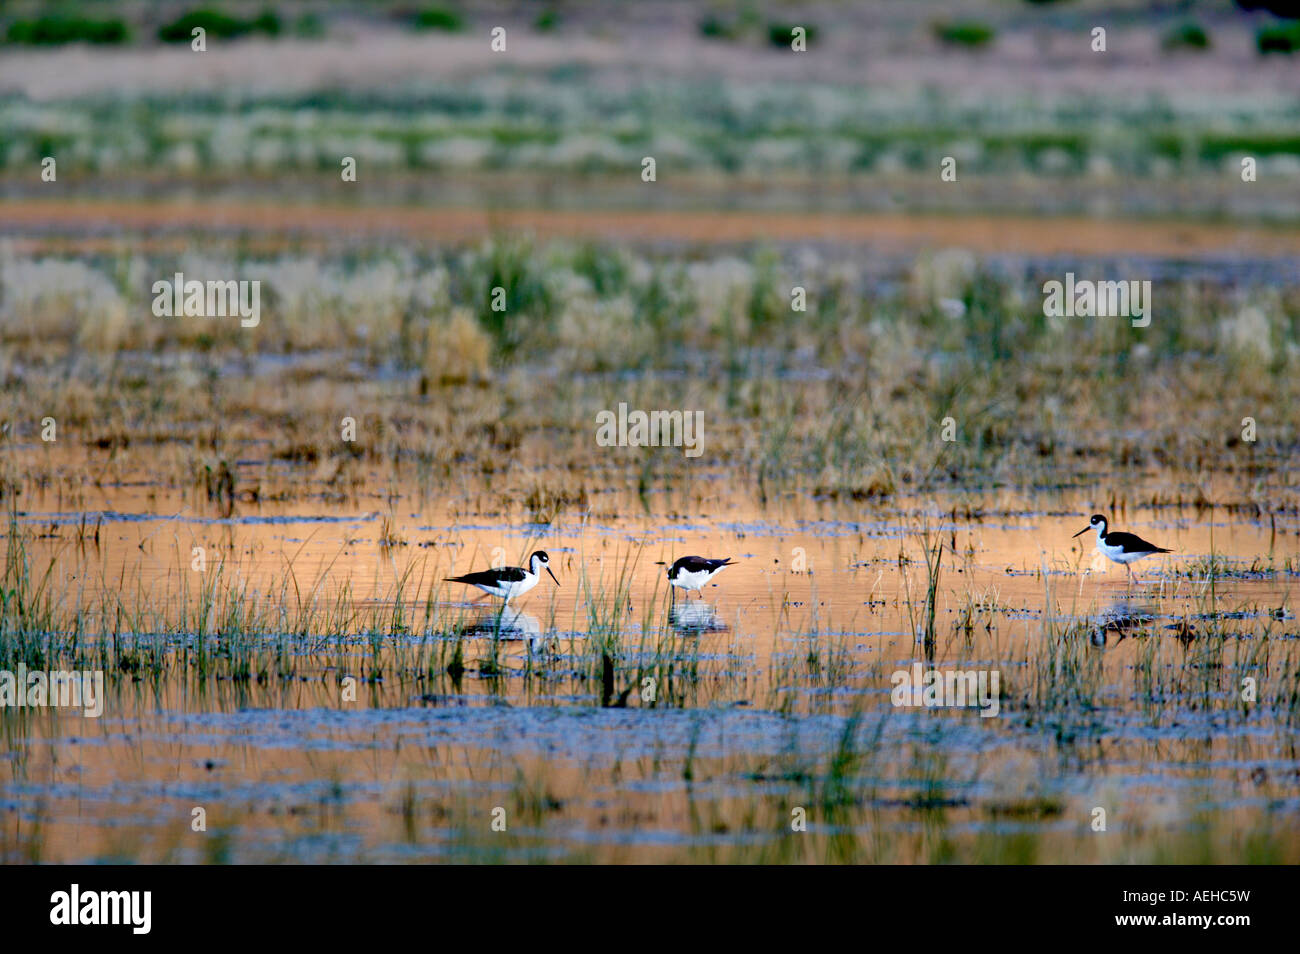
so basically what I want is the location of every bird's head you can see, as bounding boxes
[530,551,560,586]
[1072,514,1108,538]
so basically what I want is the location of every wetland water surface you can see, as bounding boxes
[5,0,1300,875]
[3,470,1299,863]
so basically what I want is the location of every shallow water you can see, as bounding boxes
[2,470,1299,862]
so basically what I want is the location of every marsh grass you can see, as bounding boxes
[3,239,1299,520]
[4,233,1300,862]
[6,64,1298,189]
[900,524,946,658]
[4,510,1299,864]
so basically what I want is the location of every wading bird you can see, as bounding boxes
[446,550,559,603]
[1072,514,1171,585]
[666,556,734,600]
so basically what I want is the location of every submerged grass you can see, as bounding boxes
[3,497,1299,863]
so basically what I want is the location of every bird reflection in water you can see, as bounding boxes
[669,601,728,636]
[1090,595,1157,647]
[455,607,554,654]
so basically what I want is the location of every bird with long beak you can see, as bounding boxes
[1072,515,1171,585]
[446,550,559,603]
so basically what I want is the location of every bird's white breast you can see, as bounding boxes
[671,568,716,591]
[503,573,539,598]
[1097,534,1146,565]
[477,571,539,599]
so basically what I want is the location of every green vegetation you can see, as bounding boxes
[1162,21,1210,51]
[158,8,280,43]
[5,14,129,46]
[932,20,995,48]
[1258,20,1300,53]
[2,78,1297,190]
[534,7,560,32]
[698,14,739,39]
[468,237,557,355]
[294,13,326,39]
[412,5,466,32]
[767,22,815,48]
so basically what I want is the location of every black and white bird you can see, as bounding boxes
[1072,515,1171,584]
[666,556,734,599]
[446,550,559,603]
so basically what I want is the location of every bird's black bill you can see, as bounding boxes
[1072,527,1090,538]
[546,567,560,587]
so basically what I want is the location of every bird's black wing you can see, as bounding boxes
[446,567,526,585]
[672,556,734,574]
[1106,532,1170,554]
